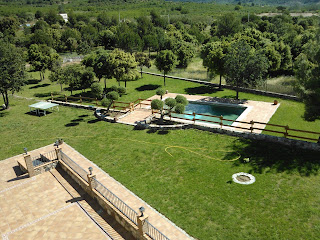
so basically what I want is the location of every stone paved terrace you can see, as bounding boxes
[0,144,194,240]
[119,93,280,133]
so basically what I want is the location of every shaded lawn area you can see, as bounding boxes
[0,97,319,240]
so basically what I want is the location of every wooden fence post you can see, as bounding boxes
[96,98,98,106]
[220,115,223,129]
[284,125,289,138]
[193,112,196,124]
[80,95,82,103]
[51,92,53,100]
[250,120,254,133]
[65,95,67,103]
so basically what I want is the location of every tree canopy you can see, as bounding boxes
[225,40,269,99]
[0,41,26,109]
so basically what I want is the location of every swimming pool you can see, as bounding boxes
[172,101,247,126]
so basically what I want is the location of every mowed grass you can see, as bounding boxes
[0,97,319,240]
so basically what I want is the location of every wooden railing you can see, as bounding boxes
[150,109,320,143]
[169,111,320,142]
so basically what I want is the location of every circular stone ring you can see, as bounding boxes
[232,172,256,185]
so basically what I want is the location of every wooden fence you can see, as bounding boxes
[167,111,320,142]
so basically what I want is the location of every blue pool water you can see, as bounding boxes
[173,102,246,126]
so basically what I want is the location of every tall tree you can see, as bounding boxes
[0,41,26,109]
[93,50,115,90]
[155,50,177,86]
[201,41,229,89]
[63,64,82,95]
[294,52,320,120]
[134,52,151,78]
[112,49,139,88]
[216,14,241,37]
[225,41,269,99]
[27,44,60,81]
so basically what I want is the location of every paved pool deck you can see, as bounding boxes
[119,93,280,134]
[0,144,193,240]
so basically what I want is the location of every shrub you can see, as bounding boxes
[156,88,166,99]
[175,95,188,105]
[106,91,119,101]
[165,98,176,110]
[151,99,164,110]
[175,103,185,114]
[91,82,102,98]
[101,98,111,107]
[111,85,118,92]
[117,86,126,95]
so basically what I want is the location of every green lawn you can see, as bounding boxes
[0,97,319,240]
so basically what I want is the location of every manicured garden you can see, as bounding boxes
[1,71,320,239]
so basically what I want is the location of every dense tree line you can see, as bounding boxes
[0,6,319,117]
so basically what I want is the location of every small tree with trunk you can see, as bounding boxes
[101,91,119,112]
[155,50,177,86]
[151,99,164,123]
[156,88,166,100]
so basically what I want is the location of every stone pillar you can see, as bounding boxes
[55,147,62,161]
[24,154,35,177]
[137,214,149,236]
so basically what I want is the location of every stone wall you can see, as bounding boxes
[136,120,320,151]
[190,124,320,151]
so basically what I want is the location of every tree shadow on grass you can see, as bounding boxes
[87,119,101,124]
[34,92,53,98]
[0,111,8,117]
[65,122,79,127]
[184,86,219,95]
[29,83,50,89]
[135,84,161,91]
[228,138,320,176]
[27,79,41,85]
[24,111,53,117]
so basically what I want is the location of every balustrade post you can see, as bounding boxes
[55,147,62,161]
[24,154,36,177]
[87,168,96,191]
[137,214,149,237]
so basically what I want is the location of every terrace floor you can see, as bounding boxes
[0,144,193,240]
[119,93,280,134]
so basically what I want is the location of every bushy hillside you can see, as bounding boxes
[168,0,320,6]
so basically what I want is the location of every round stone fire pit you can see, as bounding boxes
[232,172,255,185]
